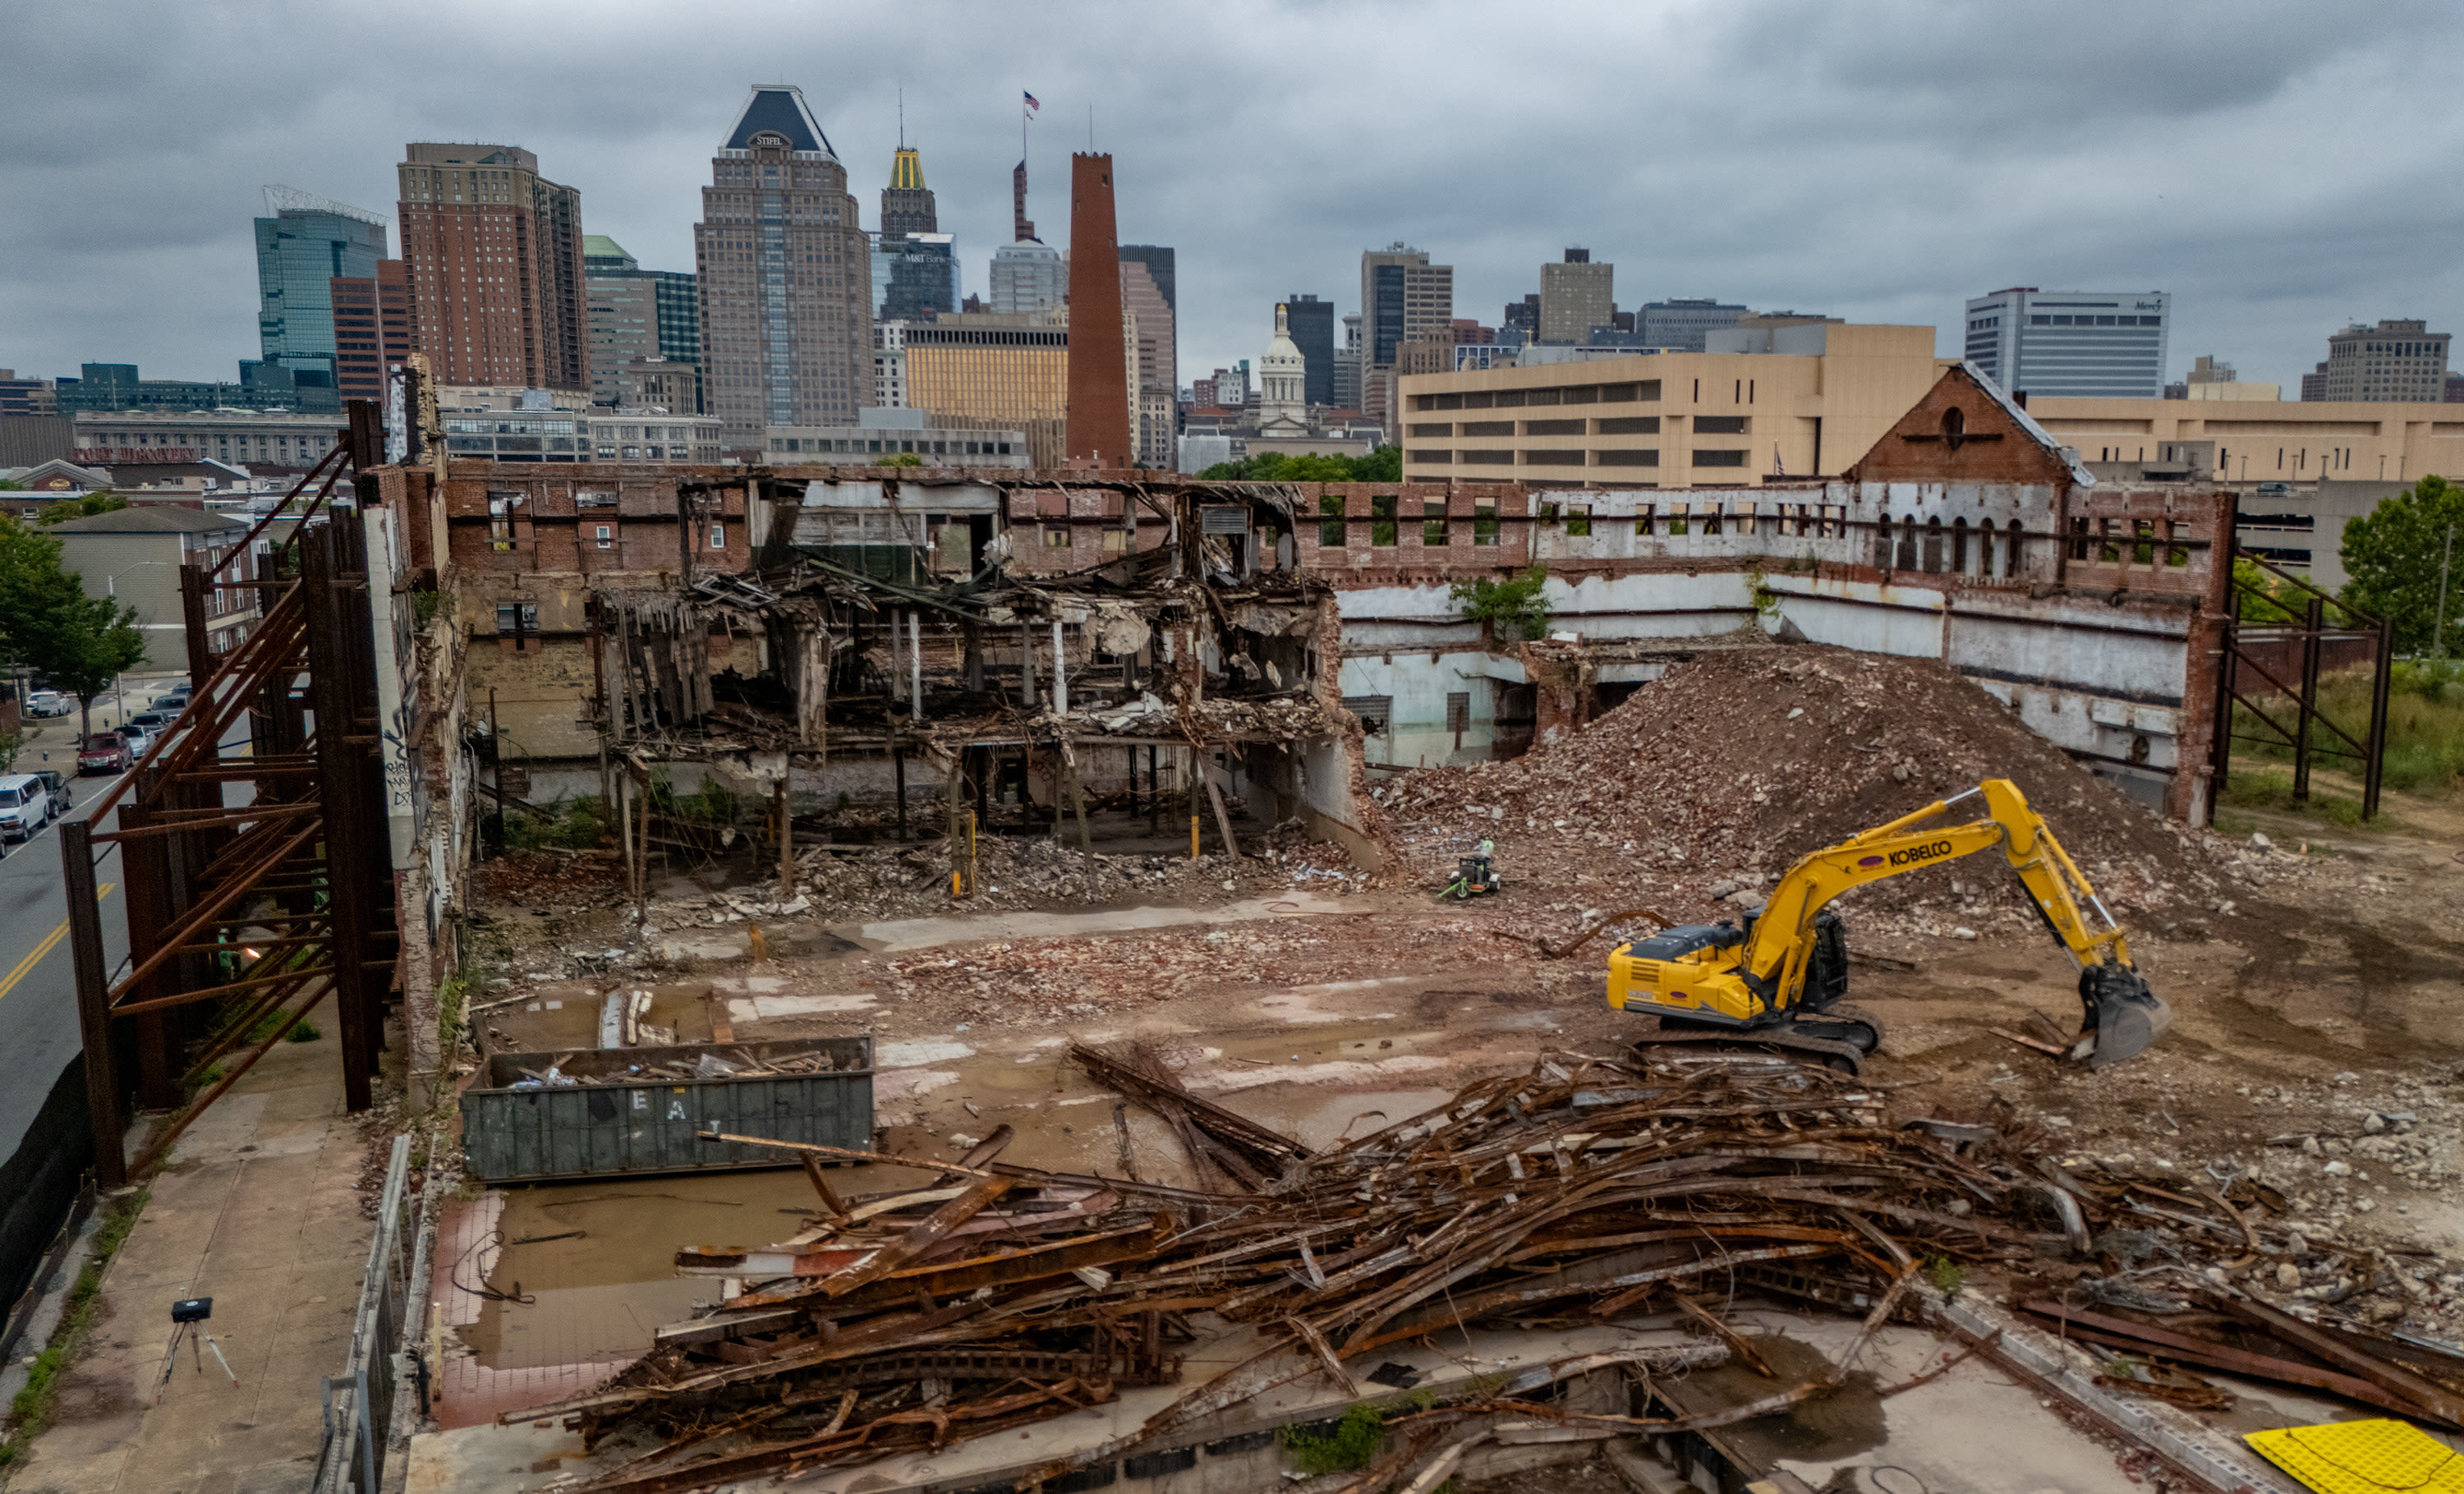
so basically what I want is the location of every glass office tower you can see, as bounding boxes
[255,188,389,399]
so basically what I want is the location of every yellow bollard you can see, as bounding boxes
[1190,814,1200,860]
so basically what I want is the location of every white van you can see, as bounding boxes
[0,774,53,841]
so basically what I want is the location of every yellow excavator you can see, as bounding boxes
[1607,779,2173,1074]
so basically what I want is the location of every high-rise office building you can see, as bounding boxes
[1538,248,1612,346]
[990,153,1064,317]
[1119,245,1177,407]
[899,313,1070,467]
[1360,244,1452,370]
[1333,315,1363,411]
[329,260,411,403]
[1638,298,1747,352]
[1284,294,1334,407]
[694,85,872,448]
[880,145,936,240]
[1119,255,1176,404]
[396,143,588,392]
[1962,287,2170,398]
[255,186,388,399]
[990,242,1064,315]
[2300,319,2451,402]
[1064,154,1132,466]
[584,236,701,408]
[1502,294,1539,341]
[874,145,958,322]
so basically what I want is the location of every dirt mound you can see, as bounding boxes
[1377,645,2242,938]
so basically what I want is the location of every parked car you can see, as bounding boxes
[33,770,71,817]
[117,725,154,760]
[124,710,174,736]
[0,774,53,841]
[153,683,191,710]
[23,692,71,718]
[78,733,129,775]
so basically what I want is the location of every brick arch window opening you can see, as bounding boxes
[1951,516,1970,575]
[1894,514,1919,572]
[1923,515,1944,573]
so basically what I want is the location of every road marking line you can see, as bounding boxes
[0,881,118,1005]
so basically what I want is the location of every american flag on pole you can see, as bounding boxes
[1023,91,1040,112]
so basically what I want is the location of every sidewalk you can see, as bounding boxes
[5,1025,379,1494]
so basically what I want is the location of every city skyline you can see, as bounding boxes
[5,1,2463,400]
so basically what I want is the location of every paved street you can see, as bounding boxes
[0,677,225,1161]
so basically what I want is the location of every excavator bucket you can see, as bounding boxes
[2078,965,2174,1069]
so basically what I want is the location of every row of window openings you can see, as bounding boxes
[2029,315,2163,326]
[491,524,725,553]
[1417,379,1759,411]
[772,437,1014,456]
[1411,416,1742,437]
[1315,498,1851,546]
[1410,449,1745,468]
[1308,500,2190,577]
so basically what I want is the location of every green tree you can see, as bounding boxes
[1450,563,1555,646]
[1198,447,1400,483]
[0,517,145,742]
[2342,474,2464,653]
[2231,558,2305,624]
[34,492,127,525]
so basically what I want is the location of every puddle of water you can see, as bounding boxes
[851,890,1355,953]
[877,1069,963,1101]
[462,1171,821,1371]
[1234,1084,1460,1150]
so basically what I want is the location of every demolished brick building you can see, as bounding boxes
[368,362,2248,1078]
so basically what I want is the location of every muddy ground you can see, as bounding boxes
[454,740,2464,1350]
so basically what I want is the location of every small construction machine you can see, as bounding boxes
[1607,779,2173,1074]
[1442,839,1501,900]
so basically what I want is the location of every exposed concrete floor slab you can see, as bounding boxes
[6,1029,374,1494]
[849,890,1353,952]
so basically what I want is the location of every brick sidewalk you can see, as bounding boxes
[7,1028,377,1494]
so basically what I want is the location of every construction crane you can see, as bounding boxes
[1607,779,2174,1074]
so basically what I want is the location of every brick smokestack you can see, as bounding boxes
[1065,153,1132,467]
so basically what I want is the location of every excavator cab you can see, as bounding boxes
[1609,779,2173,1075]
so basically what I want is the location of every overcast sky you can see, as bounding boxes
[7,0,2463,396]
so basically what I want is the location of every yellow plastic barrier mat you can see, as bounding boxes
[2244,1418,2464,1493]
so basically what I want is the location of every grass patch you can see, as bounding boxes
[503,794,612,852]
[2218,770,2374,830]
[2232,660,2464,797]
[1280,1404,1385,1475]
[0,1189,150,1464]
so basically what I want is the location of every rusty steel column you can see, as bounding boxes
[178,563,214,683]
[301,530,376,1112]
[62,821,127,1189]
[2292,594,2324,803]
[117,798,182,1112]
[2365,616,2394,821]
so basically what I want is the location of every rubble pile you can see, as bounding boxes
[508,1049,2452,1492]
[1377,646,2260,942]
[872,911,1474,1027]
[472,848,626,909]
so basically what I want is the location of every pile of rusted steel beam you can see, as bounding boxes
[501,1048,2458,1492]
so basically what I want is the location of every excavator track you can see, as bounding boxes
[1634,1004,1883,1076]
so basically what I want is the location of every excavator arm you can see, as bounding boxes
[1609,778,2173,1070]
[1740,779,2126,998]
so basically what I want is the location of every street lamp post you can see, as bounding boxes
[103,561,172,726]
